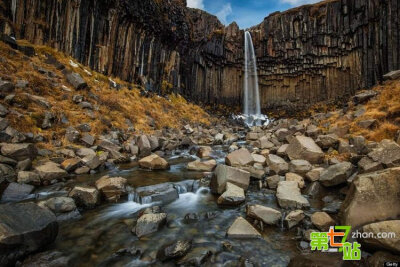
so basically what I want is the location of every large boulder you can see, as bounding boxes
[35,162,68,182]
[217,182,245,206]
[135,213,167,238]
[211,164,250,194]
[319,162,353,187]
[137,135,151,157]
[135,182,178,204]
[285,173,305,188]
[95,176,127,202]
[311,212,335,231]
[284,210,305,229]
[289,159,312,175]
[68,186,100,208]
[1,182,34,202]
[286,136,324,164]
[225,148,254,167]
[0,202,58,266]
[17,171,40,185]
[368,139,400,167]
[139,154,169,170]
[1,143,37,161]
[196,146,212,158]
[187,159,216,172]
[316,134,339,149]
[82,154,102,170]
[276,181,310,209]
[361,220,400,254]
[266,154,288,175]
[341,167,400,228]
[246,204,282,225]
[60,158,81,172]
[226,217,261,239]
[65,72,87,90]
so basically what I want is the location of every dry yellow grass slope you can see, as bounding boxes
[0,40,211,146]
[321,80,400,142]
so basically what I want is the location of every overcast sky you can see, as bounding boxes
[186,0,322,29]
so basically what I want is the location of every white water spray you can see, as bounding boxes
[243,31,262,126]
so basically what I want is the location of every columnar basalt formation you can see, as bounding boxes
[1,0,399,111]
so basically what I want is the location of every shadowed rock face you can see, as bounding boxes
[1,0,399,111]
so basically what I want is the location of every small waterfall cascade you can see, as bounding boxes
[243,31,262,126]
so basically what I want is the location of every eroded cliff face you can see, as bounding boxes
[1,0,399,111]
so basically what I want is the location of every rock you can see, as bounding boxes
[60,158,81,172]
[211,164,250,194]
[289,159,312,175]
[17,171,40,185]
[247,204,282,225]
[76,123,91,132]
[184,124,194,134]
[0,202,58,266]
[275,128,290,141]
[76,147,95,157]
[65,126,80,143]
[0,103,9,116]
[214,133,224,144]
[42,197,76,214]
[65,72,87,89]
[358,157,383,173]
[240,166,265,179]
[23,93,51,108]
[368,139,400,167]
[35,162,68,182]
[16,158,32,171]
[95,176,127,202]
[367,251,400,267]
[68,186,100,208]
[383,70,400,80]
[316,134,339,149]
[135,182,178,204]
[82,154,102,170]
[266,154,288,175]
[225,148,254,167]
[319,162,353,187]
[135,213,167,238]
[74,166,90,174]
[137,135,151,157]
[157,240,192,261]
[276,181,310,209]
[361,220,400,254]
[226,217,261,239]
[277,144,289,157]
[80,133,95,146]
[357,119,377,129]
[1,143,37,161]
[286,136,324,164]
[0,163,16,180]
[305,125,322,138]
[187,159,216,172]
[78,101,92,109]
[284,210,305,229]
[217,182,245,206]
[258,136,274,149]
[197,146,212,158]
[139,154,169,170]
[341,167,400,228]
[0,80,15,97]
[21,250,71,267]
[41,111,54,129]
[266,175,283,189]
[305,167,324,182]
[72,95,83,103]
[1,182,35,202]
[285,172,305,188]
[353,90,378,103]
[177,247,212,266]
[311,212,335,231]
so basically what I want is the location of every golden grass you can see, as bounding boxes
[319,80,400,142]
[0,40,211,148]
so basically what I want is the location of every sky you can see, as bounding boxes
[186,0,322,29]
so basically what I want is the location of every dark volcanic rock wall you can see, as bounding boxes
[1,0,400,111]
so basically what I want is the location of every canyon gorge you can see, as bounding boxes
[1,0,399,111]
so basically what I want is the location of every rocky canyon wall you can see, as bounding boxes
[0,0,399,111]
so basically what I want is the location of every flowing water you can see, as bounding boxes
[243,31,262,126]
[30,145,323,266]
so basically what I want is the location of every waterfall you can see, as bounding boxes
[11,0,17,22]
[243,31,262,126]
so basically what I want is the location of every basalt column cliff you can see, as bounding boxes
[1,0,399,111]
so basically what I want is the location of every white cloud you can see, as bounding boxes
[216,3,232,25]
[187,0,205,9]
[281,0,321,6]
